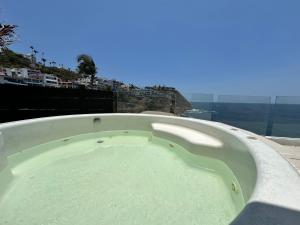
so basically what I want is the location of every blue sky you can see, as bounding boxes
[2,0,300,96]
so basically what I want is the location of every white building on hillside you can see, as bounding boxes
[0,68,4,83]
[76,76,91,86]
[2,68,41,79]
[58,78,76,89]
[25,73,44,86]
[0,68,5,76]
[42,74,59,87]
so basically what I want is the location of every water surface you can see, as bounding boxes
[0,131,244,225]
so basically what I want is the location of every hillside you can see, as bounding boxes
[0,49,79,80]
[117,90,191,115]
[173,89,192,114]
[0,49,191,114]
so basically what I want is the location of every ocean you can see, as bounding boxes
[183,102,300,138]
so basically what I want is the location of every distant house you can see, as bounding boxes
[25,74,43,86]
[12,68,27,78]
[120,84,129,91]
[103,79,114,88]
[0,67,5,76]
[2,68,41,79]
[42,74,59,87]
[22,69,44,86]
[58,78,75,89]
[27,69,42,77]
[0,68,28,85]
[76,75,91,87]
[3,68,20,78]
[0,68,4,83]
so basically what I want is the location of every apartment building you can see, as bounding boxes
[43,74,59,87]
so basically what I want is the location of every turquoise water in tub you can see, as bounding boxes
[0,131,244,225]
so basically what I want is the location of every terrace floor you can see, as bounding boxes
[275,145,300,173]
[259,136,300,173]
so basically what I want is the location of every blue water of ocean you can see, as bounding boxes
[183,102,300,138]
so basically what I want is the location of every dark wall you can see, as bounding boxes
[0,84,115,123]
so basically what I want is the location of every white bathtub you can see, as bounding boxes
[0,114,299,225]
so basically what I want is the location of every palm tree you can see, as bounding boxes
[77,54,97,86]
[41,51,46,66]
[0,24,17,51]
[30,46,34,54]
[29,46,38,56]
[29,46,38,65]
[49,61,56,67]
[41,58,46,66]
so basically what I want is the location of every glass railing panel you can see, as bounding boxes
[217,95,271,104]
[271,96,300,137]
[213,95,272,135]
[183,93,214,120]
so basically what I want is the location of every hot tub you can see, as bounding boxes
[0,114,299,225]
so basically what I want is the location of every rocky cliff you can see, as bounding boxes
[117,89,191,115]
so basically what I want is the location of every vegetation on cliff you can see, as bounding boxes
[77,54,97,85]
[0,49,79,80]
